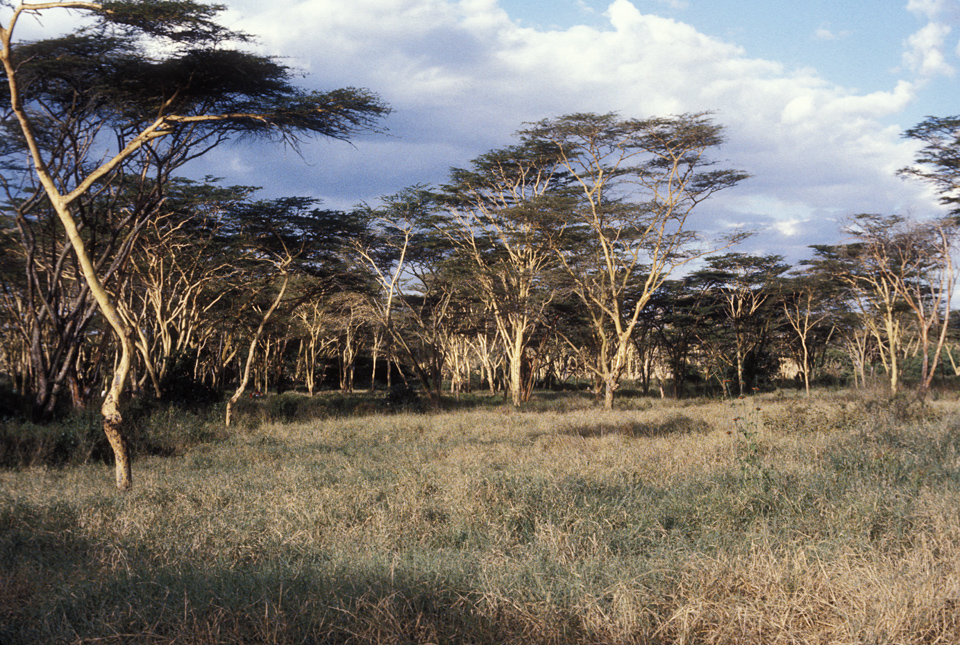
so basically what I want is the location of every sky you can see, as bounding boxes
[173,1,959,262]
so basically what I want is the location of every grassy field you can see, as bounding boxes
[2,389,960,643]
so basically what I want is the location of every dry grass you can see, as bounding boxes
[2,389,960,643]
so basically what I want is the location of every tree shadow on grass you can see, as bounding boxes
[1,545,625,644]
[561,414,710,439]
[0,498,597,643]
[0,490,671,643]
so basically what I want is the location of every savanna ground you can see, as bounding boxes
[2,387,960,644]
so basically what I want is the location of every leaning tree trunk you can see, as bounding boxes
[4,64,137,488]
[53,199,135,489]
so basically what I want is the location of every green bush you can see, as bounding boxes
[157,359,222,411]
[387,382,423,412]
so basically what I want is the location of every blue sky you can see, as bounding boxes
[179,0,960,264]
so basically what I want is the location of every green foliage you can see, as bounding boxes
[899,114,960,214]
[0,398,225,469]
[227,391,394,427]
[157,357,222,410]
[100,0,234,44]
[561,413,709,438]
[386,382,423,413]
[0,381,28,422]
[4,25,389,142]
[123,397,223,456]
[0,0,390,437]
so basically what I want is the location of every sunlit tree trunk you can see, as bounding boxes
[226,267,290,427]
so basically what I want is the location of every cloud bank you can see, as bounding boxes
[198,0,953,262]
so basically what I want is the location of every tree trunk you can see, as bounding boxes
[56,204,134,489]
[226,270,290,427]
[102,398,132,490]
[508,336,523,406]
[736,341,746,397]
[100,328,135,490]
[603,378,616,409]
[800,336,811,396]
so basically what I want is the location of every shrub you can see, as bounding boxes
[0,410,106,468]
[387,382,423,412]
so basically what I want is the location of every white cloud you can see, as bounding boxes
[903,21,956,77]
[813,23,851,41]
[813,27,836,40]
[901,0,960,78]
[210,0,945,261]
[907,0,952,18]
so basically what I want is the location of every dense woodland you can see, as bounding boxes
[2,1,960,489]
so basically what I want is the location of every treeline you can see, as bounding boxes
[3,151,959,417]
[1,1,958,490]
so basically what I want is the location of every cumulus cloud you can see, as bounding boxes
[903,21,955,76]
[903,0,960,78]
[207,0,944,262]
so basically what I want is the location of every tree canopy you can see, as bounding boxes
[0,0,389,489]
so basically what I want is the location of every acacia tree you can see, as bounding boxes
[0,147,173,416]
[899,115,960,214]
[840,215,956,397]
[522,112,748,408]
[437,140,571,406]
[892,220,955,397]
[218,194,377,415]
[0,0,388,489]
[356,189,461,404]
[693,253,788,396]
[648,278,718,398]
[779,269,841,395]
[801,244,878,389]
[224,254,291,428]
[0,28,243,416]
[124,179,253,392]
[292,297,337,395]
[125,190,347,399]
[0,214,30,401]
[352,190,425,395]
[820,218,920,395]
[898,116,960,393]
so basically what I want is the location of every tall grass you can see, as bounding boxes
[2,389,960,643]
